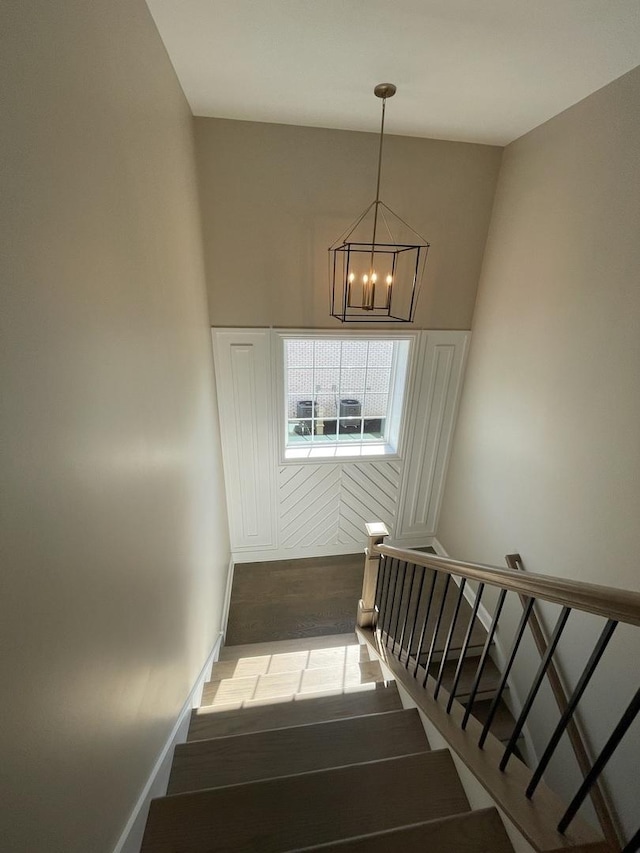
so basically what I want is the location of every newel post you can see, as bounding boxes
[357,522,390,628]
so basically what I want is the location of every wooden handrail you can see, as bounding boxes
[374,543,640,626]
[505,554,623,853]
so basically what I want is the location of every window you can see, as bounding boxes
[282,336,412,460]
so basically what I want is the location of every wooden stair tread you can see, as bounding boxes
[384,571,488,659]
[471,698,518,744]
[219,632,362,661]
[289,807,515,852]
[170,708,429,793]
[428,655,502,702]
[142,751,470,853]
[200,659,385,706]
[405,658,517,746]
[188,682,403,740]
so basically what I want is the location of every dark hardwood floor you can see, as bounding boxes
[225,554,364,645]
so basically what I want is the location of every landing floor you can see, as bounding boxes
[225,554,363,644]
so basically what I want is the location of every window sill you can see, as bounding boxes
[283,443,400,463]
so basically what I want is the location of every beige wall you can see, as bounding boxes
[437,66,640,838]
[194,117,502,329]
[1,2,229,851]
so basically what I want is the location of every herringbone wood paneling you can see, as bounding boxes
[278,461,402,549]
[339,462,400,545]
[279,464,341,547]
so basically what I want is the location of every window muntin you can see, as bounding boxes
[283,337,410,459]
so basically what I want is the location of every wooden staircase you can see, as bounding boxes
[141,633,516,852]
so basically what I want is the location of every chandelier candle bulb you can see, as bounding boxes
[329,83,430,323]
[362,274,375,310]
[347,271,355,306]
[385,274,393,309]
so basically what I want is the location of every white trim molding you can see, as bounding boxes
[112,632,223,853]
[220,555,235,641]
[273,330,419,464]
[232,541,367,564]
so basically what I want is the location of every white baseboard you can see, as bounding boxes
[232,542,367,563]
[220,556,235,640]
[231,536,440,564]
[429,537,448,558]
[388,535,437,549]
[113,631,223,853]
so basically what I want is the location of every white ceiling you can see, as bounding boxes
[146,0,640,145]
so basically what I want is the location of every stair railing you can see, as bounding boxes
[505,553,623,851]
[357,524,640,853]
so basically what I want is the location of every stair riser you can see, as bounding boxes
[209,644,372,682]
[187,684,403,741]
[200,659,384,707]
[218,633,364,661]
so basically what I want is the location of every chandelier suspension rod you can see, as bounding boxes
[370,93,388,267]
[374,94,387,208]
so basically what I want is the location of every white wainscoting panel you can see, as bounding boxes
[213,329,469,560]
[212,330,276,551]
[395,331,470,540]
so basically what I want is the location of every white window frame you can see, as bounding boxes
[274,330,418,464]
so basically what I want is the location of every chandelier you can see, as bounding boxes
[329,84,430,323]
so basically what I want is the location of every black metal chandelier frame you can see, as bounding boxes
[329,84,430,324]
